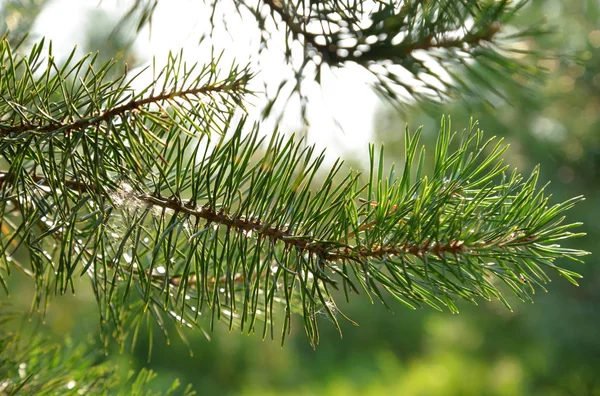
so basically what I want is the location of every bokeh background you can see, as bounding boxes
[1,0,599,394]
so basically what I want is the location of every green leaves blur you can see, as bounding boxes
[0,306,194,395]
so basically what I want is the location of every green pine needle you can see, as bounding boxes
[0,38,588,349]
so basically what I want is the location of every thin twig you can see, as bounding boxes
[261,0,501,66]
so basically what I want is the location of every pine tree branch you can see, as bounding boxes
[0,170,471,262]
[0,38,587,349]
[0,39,252,148]
[262,0,502,66]
[119,0,552,115]
[0,179,249,294]
[0,80,246,137]
[1,114,588,347]
[351,22,502,64]
[254,0,546,110]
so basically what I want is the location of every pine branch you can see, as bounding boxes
[0,171,471,261]
[262,0,502,65]
[121,0,550,114]
[251,0,549,110]
[0,38,252,204]
[0,80,248,137]
[0,39,588,350]
[0,38,252,144]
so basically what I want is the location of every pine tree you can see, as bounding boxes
[0,0,588,393]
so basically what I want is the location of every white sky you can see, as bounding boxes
[30,0,384,165]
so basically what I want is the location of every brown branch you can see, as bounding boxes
[1,169,545,302]
[261,0,502,66]
[0,170,471,265]
[0,173,249,292]
[0,80,241,137]
[352,22,503,64]
[262,0,342,63]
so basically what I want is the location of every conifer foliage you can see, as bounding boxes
[0,0,589,390]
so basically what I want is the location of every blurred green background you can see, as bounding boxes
[1,0,599,394]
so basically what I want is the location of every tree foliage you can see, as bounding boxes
[122,0,550,116]
[0,0,591,390]
[253,0,548,108]
[0,38,587,350]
